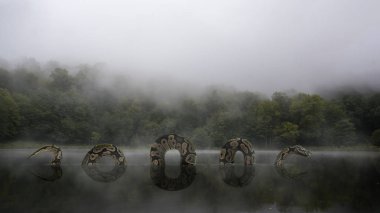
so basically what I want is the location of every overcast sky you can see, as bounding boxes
[0,0,379,94]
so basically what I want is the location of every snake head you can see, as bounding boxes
[292,145,312,158]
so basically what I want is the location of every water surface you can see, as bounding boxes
[0,149,379,213]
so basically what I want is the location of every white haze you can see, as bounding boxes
[0,0,380,94]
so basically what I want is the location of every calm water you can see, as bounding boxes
[0,148,379,213]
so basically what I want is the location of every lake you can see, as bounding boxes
[0,148,379,213]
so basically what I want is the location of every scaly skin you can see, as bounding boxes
[219,138,255,166]
[81,144,126,166]
[81,144,126,182]
[150,134,196,166]
[28,145,62,165]
[274,145,311,167]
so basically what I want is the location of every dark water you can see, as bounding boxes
[0,149,379,213]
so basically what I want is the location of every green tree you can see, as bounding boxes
[290,94,326,145]
[0,89,20,140]
[0,68,11,89]
[206,112,229,146]
[331,119,356,146]
[366,94,380,132]
[371,129,380,146]
[177,98,201,131]
[202,89,226,118]
[11,69,42,94]
[191,127,213,148]
[253,100,281,146]
[338,93,367,132]
[50,68,74,91]
[272,92,291,121]
[90,131,101,144]
[275,122,300,145]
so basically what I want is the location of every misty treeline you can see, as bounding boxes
[1,61,380,147]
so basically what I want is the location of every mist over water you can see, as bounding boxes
[0,149,379,213]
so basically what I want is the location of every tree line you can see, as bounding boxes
[1,63,380,147]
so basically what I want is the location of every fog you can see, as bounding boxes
[1,0,380,94]
[1,149,380,212]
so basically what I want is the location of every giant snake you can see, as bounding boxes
[81,144,127,182]
[27,138,312,184]
[28,145,63,181]
[219,138,255,186]
[274,145,312,179]
[219,138,255,166]
[150,134,197,191]
[150,134,196,166]
[28,145,62,165]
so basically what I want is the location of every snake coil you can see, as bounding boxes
[274,145,312,179]
[219,138,255,165]
[150,134,197,190]
[150,134,196,166]
[81,144,126,182]
[219,138,255,187]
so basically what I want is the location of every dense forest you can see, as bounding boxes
[1,60,380,148]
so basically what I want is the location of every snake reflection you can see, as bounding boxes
[150,134,197,190]
[274,145,312,179]
[27,140,312,186]
[28,145,63,181]
[219,138,256,187]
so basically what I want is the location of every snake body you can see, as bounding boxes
[26,141,312,184]
[28,145,62,165]
[82,144,126,166]
[27,145,62,181]
[219,138,255,187]
[150,134,196,166]
[274,145,311,167]
[150,134,197,190]
[81,144,126,182]
[274,145,312,179]
[219,138,255,166]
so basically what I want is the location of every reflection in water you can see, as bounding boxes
[29,165,62,182]
[82,164,126,182]
[219,165,255,187]
[150,164,196,191]
[149,134,197,190]
[1,150,380,213]
[81,144,127,182]
[274,145,311,179]
[274,164,307,179]
[219,138,255,166]
[27,145,63,182]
